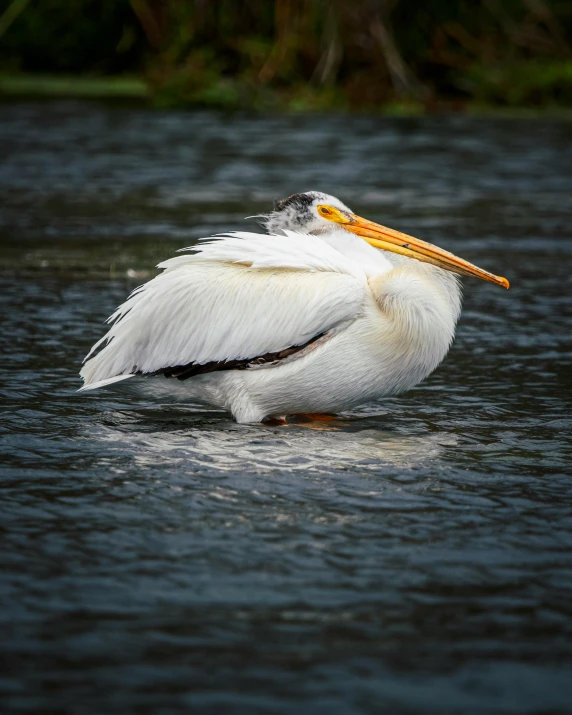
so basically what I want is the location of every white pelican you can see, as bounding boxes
[79,192,509,423]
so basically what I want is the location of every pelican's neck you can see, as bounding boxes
[318,229,462,322]
[387,254,463,323]
[319,229,394,279]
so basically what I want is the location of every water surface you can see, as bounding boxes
[1,102,572,714]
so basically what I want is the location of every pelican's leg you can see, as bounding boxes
[290,413,344,431]
[263,416,288,426]
[262,414,344,430]
[296,413,338,422]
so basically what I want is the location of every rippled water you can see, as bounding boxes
[1,101,572,714]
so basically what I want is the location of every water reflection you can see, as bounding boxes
[90,405,457,474]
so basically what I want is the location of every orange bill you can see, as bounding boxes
[317,204,509,289]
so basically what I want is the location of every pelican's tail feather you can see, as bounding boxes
[77,374,135,392]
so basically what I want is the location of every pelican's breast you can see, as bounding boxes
[363,264,462,394]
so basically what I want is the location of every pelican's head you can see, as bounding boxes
[265,191,509,289]
[265,191,353,236]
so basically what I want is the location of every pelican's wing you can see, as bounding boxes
[79,231,367,389]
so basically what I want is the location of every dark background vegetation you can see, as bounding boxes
[1,0,571,110]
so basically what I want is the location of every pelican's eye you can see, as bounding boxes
[317,204,350,225]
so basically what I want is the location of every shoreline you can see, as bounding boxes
[1,73,571,119]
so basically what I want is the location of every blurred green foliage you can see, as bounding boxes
[0,0,570,110]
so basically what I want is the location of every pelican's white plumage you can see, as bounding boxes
[81,230,366,386]
[80,191,508,423]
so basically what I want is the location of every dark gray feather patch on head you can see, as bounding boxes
[264,191,329,235]
[272,193,315,229]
